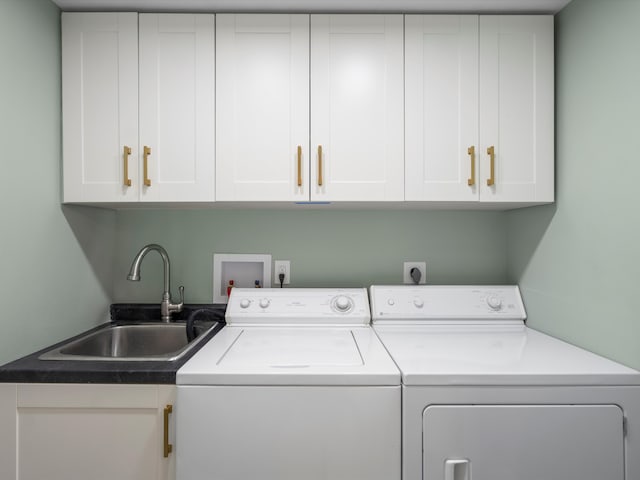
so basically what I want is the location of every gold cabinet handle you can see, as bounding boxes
[123,146,132,187]
[143,146,152,187]
[486,146,495,186]
[467,146,475,186]
[163,404,173,458]
[317,145,323,187]
[297,145,302,187]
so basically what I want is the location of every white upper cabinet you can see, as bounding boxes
[63,13,215,203]
[215,14,404,202]
[310,15,404,202]
[405,15,554,204]
[479,16,554,203]
[138,14,215,202]
[215,14,309,202]
[405,15,479,202]
[62,13,139,202]
[63,13,552,207]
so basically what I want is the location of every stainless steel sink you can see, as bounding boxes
[39,322,217,362]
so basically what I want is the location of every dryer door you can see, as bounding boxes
[423,404,624,480]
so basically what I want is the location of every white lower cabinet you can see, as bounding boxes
[0,383,176,480]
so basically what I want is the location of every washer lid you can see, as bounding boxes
[374,325,640,386]
[219,328,363,367]
[177,326,400,386]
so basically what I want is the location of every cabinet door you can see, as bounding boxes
[62,12,138,202]
[8,384,175,480]
[405,15,479,202]
[311,15,404,201]
[479,16,554,203]
[423,404,624,480]
[216,14,309,201]
[139,14,215,202]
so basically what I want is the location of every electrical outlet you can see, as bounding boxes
[403,262,426,284]
[274,260,291,285]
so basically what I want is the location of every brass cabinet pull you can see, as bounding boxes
[163,404,173,458]
[123,146,132,187]
[317,145,323,187]
[143,146,152,187]
[297,145,302,187]
[467,146,475,186]
[486,145,495,186]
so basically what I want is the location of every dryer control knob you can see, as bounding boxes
[487,295,503,310]
[259,298,271,309]
[240,298,251,309]
[387,298,395,306]
[413,298,424,308]
[333,295,353,312]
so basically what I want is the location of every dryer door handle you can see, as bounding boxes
[444,458,470,480]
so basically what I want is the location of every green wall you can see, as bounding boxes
[508,0,640,369]
[0,0,115,365]
[8,0,638,372]
[0,0,511,365]
[114,209,508,302]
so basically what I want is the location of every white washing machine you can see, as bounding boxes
[177,288,401,480]
[370,285,640,480]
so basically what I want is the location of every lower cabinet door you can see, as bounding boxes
[423,404,624,480]
[4,384,175,480]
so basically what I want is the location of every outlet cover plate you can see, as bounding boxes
[403,262,426,284]
[274,260,290,285]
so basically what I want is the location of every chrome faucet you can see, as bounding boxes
[127,244,184,322]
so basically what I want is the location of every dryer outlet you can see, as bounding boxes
[403,262,426,284]
[274,260,290,285]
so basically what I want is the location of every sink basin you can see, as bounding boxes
[39,322,217,362]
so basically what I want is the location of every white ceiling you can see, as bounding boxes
[50,0,573,14]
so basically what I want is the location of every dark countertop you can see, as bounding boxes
[0,304,226,384]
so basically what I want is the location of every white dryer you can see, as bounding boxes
[371,285,640,480]
[177,288,401,480]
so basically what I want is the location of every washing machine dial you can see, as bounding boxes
[413,298,425,308]
[259,298,271,309]
[487,295,503,311]
[332,295,354,313]
[240,298,251,309]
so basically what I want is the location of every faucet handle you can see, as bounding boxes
[167,286,184,315]
[177,286,184,306]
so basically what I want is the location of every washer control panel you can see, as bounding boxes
[227,288,370,325]
[370,285,526,323]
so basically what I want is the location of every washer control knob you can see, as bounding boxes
[387,298,395,306]
[240,298,251,309]
[333,295,353,312]
[413,298,424,308]
[487,295,503,310]
[259,298,271,309]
